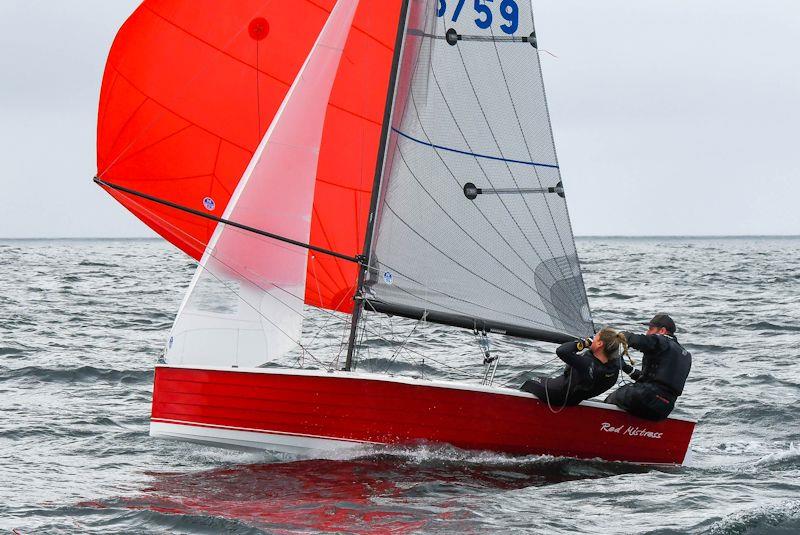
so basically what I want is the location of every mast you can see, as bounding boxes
[345,0,412,371]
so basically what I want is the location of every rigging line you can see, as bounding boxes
[392,144,584,330]
[355,296,372,372]
[256,38,262,141]
[380,316,423,375]
[419,51,582,316]
[94,177,361,264]
[487,26,576,286]
[302,282,354,353]
[310,255,326,311]
[410,65,585,326]
[396,27,584,324]
[391,128,558,169]
[452,43,581,302]
[501,354,561,388]
[361,298,476,380]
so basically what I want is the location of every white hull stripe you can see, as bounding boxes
[151,418,382,446]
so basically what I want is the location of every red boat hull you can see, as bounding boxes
[151,365,696,464]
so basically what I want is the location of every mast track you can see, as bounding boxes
[93,177,361,264]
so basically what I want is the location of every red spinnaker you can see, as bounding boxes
[96,0,404,313]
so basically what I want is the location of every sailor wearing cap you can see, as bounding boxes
[605,314,692,421]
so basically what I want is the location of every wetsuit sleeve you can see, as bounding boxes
[623,333,667,353]
[621,362,643,381]
[555,341,593,372]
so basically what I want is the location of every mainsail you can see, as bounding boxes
[362,0,593,342]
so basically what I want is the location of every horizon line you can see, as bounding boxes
[1,234,798,241]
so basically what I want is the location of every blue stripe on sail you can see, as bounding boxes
[392,128,560,169]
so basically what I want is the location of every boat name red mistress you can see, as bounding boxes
[601,422,664,440]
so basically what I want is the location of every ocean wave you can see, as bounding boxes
[0,346,30,357]
[8,505,265,535]
[0,366,152,384]
[753,444,800,470]
[743,321,800,333]
[683,342,728,353]
[701,500,800,535]
[0,417,142,440]
[355,358,440,375]
[730,373,799,389]
[78,260,120,268]
[606,292,636,300]
[297,442,656,481]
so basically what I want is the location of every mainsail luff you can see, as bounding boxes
[344,0,413,371]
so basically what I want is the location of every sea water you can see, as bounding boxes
[0,237,798,534]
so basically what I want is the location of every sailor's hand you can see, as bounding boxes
[621,362,635,375]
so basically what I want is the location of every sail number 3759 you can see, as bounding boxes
[436,0,520,35]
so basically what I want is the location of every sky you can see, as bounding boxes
[0,0,797,238]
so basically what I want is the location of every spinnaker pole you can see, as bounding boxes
[345,0,411,371]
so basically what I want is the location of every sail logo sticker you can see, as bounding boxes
[202,197,216,211]
[383,271,394,285]
[601,422,663,439]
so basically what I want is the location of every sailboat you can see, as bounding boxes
[95,0,695,464]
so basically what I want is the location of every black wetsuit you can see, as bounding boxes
[521,341,619,407]
[605,333,692,421]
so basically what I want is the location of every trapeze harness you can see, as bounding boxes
[521,341,619,408]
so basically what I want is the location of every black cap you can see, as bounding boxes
[644,313,676,334]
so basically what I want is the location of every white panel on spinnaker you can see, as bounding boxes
[165,0,360,368]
